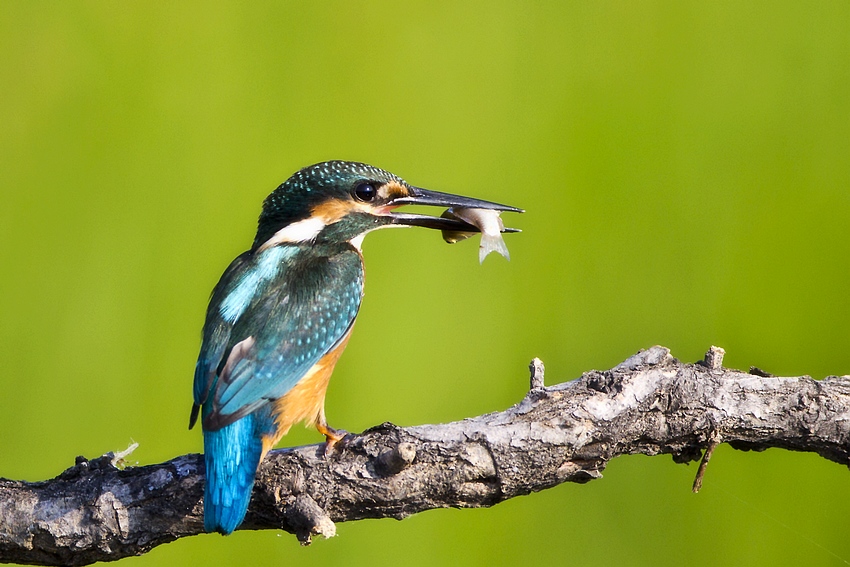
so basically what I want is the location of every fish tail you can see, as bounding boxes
[203,414,264,534]
[479,233,510,263]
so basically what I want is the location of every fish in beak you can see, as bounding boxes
[388,186,523,232]
[387,186,522,263]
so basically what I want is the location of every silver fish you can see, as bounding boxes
[441,207,510,263]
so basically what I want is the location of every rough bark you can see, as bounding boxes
[2,346,849,566]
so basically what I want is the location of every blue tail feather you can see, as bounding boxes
[203,414,264,534]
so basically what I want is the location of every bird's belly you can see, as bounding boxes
[261,333,352,455]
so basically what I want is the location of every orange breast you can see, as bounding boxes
[260,333,352,457]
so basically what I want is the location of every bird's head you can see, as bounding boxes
[252,161,521,251]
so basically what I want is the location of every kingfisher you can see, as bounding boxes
[189,160,521,534]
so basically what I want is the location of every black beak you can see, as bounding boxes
[388,186,523,232]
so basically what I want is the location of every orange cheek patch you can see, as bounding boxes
[311,199,359,224]
[379,181,410,200]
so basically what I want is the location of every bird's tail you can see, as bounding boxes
[203,414,264,534]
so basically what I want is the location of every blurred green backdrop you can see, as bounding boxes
[2,2,850,565]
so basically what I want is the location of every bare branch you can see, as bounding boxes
[3,346,850,566]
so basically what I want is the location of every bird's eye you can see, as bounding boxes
[353,182,377,202]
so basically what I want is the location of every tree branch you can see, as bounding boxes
[3,346,850,566]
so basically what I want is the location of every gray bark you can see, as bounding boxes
[2,346,849,566]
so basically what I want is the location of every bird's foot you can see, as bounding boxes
[316,423,350,457]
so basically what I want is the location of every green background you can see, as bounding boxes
[2,2,850,565]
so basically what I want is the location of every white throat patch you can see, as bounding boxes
[258,217,326,250]
[349,233,366,251]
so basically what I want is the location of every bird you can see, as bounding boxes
[189,160,521,534]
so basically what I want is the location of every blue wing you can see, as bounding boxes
[191,244,363,431]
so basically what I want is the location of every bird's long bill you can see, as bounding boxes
[388,186,522,232]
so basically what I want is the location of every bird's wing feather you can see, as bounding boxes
[194,245,363,431]
[192,251,252,407]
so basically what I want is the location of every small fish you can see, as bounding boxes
[441,207,510,263]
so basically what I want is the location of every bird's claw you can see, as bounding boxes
[317,424,350,457]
